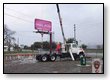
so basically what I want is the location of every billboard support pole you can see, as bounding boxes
[50,32,52,54]
[41,33,43,49]
[34,18,52,54]
[33,31,52,54]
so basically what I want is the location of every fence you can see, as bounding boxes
[4,54,36,61]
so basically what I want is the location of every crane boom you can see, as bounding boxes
[56,4,66,44]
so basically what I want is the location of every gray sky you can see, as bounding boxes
[4,4,103,46]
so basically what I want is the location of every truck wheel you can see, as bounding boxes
[41,55,48,62]
[36,55,42,61]
[50,55,56,61]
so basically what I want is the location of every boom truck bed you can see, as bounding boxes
[36,43,85,62]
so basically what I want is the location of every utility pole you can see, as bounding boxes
[17,37,19,51]
[74,24,76,41]
[18,38,19,47]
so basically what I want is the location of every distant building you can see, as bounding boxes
[4,46,14,52]
[4,46,8,51]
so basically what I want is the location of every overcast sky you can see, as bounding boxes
[4,4,103,46]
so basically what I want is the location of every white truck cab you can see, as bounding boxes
[61,42,85,60]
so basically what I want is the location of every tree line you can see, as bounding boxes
[4,24,91,51]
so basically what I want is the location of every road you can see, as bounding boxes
[4,53,103,73]
[4,59,92,73]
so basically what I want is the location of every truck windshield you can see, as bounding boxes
[72,44,77,48]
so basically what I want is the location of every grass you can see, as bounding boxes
[85,49,103,53]
[4,49,103,55]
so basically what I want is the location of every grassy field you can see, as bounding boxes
[4,49,103,54]
[85,49,103,53]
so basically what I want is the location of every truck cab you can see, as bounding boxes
[61,42,85,60]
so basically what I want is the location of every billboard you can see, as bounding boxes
[35,19,52,32]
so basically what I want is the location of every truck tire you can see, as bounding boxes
[41,54,48,62]
[36,55,42,61]
[50,55,56,61]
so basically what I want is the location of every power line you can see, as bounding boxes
[4,13,33,23]
[4,7,34,19]
[16,31,34,32]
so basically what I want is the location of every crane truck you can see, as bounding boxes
[36,4,85,62]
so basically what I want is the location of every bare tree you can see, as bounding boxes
[4,24,16,51]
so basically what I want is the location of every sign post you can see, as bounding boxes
[92,58,102,73]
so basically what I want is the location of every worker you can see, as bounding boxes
[56,42,62,57]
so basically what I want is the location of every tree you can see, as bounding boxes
[52,42,57,49]
[81,44,87,49]
[66,38,78,44]
[24,45,30,49]
[43,41,49,50]
[30,42,41,50]
[31,41,57,50]
[4,24,16,51]
[66,38,74,43]
[14,43,20,51]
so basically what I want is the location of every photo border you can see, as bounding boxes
[3,3,104,74]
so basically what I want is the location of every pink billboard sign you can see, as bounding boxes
[35,19,52,31]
